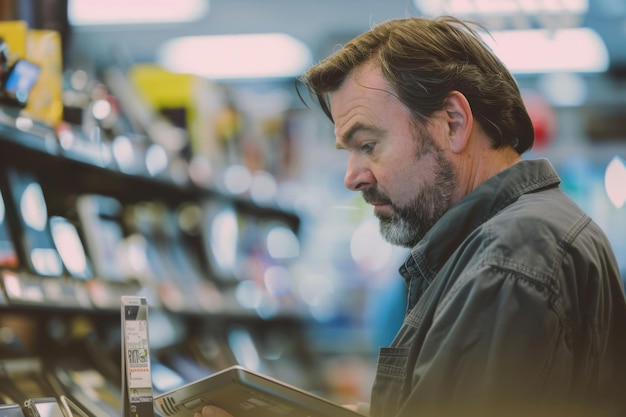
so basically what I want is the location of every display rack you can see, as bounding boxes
[0,106,326,416]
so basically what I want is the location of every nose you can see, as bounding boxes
[344,154,374,191]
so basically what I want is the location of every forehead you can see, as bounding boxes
[330,61,393,113]
[329,61,409,137]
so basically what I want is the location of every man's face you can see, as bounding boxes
[330,62,457,248]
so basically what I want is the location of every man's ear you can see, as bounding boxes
[444,91,473,153]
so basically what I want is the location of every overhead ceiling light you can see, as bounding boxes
[414,0,588,17]
[157,33,313,80]
[68,0,209,25]
[481,27,609,74]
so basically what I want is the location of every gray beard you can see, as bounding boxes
[374,143,457,248]
[379,215,416,248]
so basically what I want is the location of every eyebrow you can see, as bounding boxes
[334,122,382,150]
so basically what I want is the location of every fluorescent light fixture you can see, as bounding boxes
[68,0,208,25]
[414,0,588,17]
[157,33,313,80]
[481,28,609,74]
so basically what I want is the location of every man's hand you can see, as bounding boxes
[193,406,235,417]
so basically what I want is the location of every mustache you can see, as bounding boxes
[362,187,392,205]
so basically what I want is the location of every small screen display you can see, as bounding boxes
[4,60,40,104]
[32,401,65,417]
[0,404,25,417]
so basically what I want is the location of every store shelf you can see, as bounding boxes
[0,99,336,415]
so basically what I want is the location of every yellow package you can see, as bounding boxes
[24,29,63,125]
[0,20,28,58]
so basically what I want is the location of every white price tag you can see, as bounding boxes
[124,319,152,389]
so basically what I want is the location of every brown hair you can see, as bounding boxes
[299,16,534,154]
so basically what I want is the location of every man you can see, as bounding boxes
[196,15,626,417]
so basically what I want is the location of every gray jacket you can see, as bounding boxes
[370,158,626,417]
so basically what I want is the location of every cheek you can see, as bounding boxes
[385,151,441,204]
[376,158,418,201]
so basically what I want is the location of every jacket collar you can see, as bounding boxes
[400,158,561,290]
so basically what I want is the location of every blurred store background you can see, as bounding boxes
[0,0,624,415]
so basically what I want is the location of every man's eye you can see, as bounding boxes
[361,143,375,154]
